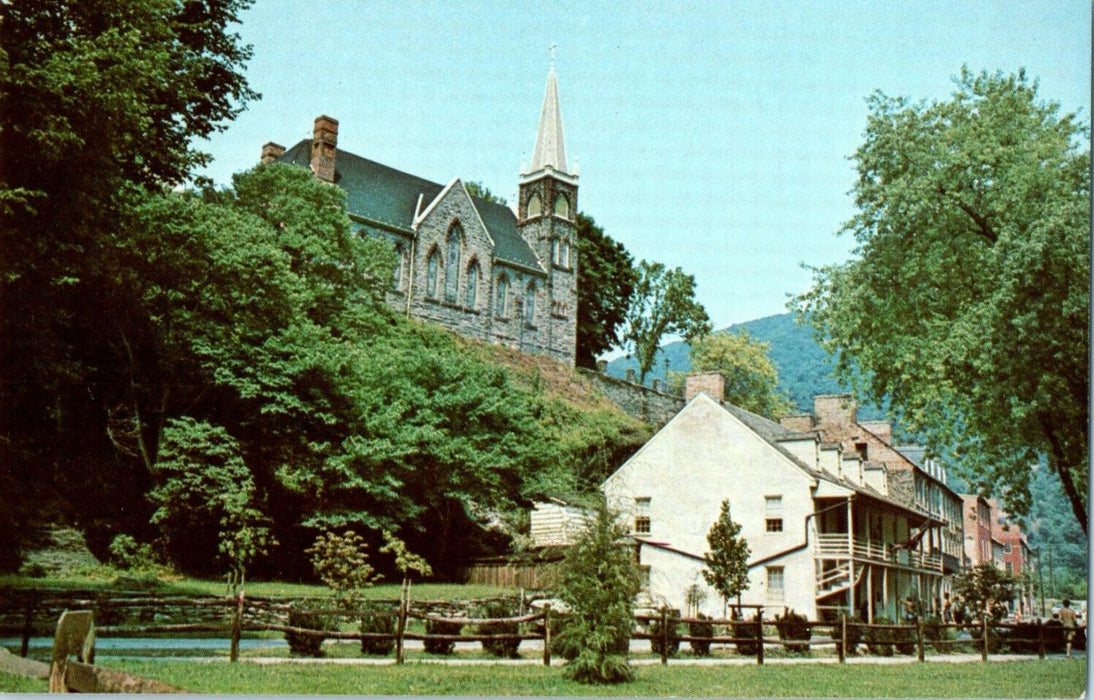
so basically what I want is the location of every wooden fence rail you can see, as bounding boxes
[1,589,1078,669]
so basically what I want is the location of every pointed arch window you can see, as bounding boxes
[445,223,462,303]
[392,242,405,289]
[495,273,510,318]
[553,193,570,219]
[524,282,536,325]
[465,260,480,309]
[426,248,439,298]
[527,192,542,217]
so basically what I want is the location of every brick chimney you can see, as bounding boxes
[814,394,857,428]
[311,115,339,182]
[685,372,724,402]
[260,142,286,165]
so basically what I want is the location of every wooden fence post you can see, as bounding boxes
[395,580,408,665]
[916,618,924,662]
[542,604,552,667]
[20,591,36,658]
[659,607,669,666]
[229,591,244,663]
[981,617,989,662]
[838,615,846,663]
[756,609,764,666]
[1037,618,1045,660]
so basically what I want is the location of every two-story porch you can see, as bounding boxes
[811,494,945,622]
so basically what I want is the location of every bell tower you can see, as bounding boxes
[517,55,578,365]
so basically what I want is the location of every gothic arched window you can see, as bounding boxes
[392,242,405,289]
[495,273,510,318]
[527,192,542,217]
[553,193,570,219]
[426,248,439,298]
[524,282,536,325]
[445,223,462,303]
[466,260,480,309]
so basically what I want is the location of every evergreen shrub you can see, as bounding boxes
[775,609,811,653]
[286,609,335,657]
[924,614,952,653]
[688,613,714,657]
[476,600,521,658]
[732,612,762,656]
[831,614,864,656]
[648,610,681,657]
[865,615,894,656]
[359,603,396,656]
[424,618,463,655]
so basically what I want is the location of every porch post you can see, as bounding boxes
[846,498,854,616]
[882,566,889,619]
[867,565,874,623]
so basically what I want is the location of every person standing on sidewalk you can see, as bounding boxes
[1058,599,1078,658]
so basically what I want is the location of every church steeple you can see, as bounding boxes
[526,61,569,176]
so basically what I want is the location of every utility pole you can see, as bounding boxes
[1036,550,1046,617]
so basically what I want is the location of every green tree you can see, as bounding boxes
[794,68,1089,532]
[689,331,795,418]
[148,417,275,587]
[464,181,507,206]
[702,500,751,612]
[0,0,257,559]
[952,563,1016,622]
[575,213,638,369]
[556,498,641,684]
[622,261,711,385]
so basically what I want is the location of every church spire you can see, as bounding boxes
[526,58,569,176]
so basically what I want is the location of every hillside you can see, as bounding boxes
[606,313,883,418]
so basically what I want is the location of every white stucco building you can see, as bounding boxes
[598,374,945,622]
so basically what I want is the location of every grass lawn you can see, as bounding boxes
[2,658,1083,696]
[0,574,516,601]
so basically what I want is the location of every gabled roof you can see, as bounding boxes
[605,391,937,521]
[276,141,543,272]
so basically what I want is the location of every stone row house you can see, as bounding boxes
[260,65,579,366]
[532,378,1033,622]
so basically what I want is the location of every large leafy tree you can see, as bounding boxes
[702,500,751,612]
[0,0,257,552]
[795,68,1089,532]
[622,261,711,384]
[688,331,794,418]
[575,213,638,369]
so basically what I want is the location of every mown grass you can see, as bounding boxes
[0,575,516,601]
[3,658,1081,696]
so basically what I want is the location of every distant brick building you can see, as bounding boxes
[260,65,578,366]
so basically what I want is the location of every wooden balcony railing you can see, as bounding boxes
[815,534,943,572]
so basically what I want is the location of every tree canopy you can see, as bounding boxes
[622,261,711,384]
[575,213,638,369]
[795,68,1089,532]
[687,331,794,419]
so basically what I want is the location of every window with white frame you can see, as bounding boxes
[766,566,784,603]
[765,495,783,533]
[634,497,651,535]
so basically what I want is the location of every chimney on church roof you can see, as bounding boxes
[311,115,338,183]
[260,142,286,165]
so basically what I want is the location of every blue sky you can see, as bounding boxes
[199,1,1091,336]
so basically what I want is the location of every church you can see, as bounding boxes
[259,65,579,367]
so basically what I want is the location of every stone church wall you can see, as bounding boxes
[578,369,684,427]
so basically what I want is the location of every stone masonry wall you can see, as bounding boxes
[578,369,684,427]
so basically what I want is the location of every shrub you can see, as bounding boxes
[359,603,396,656]
[893,623,916,655]
[688,614,714,657]
[1042,619,1066,653]
[831,614,864,656]
[286,608,335,657]
[648,610,681,657]
[551,613,628,661]
[556,499,641,684]
[865,615,894,656]
[775,609,811,654]
[306,531,375,604]
[732,612,762,656]
[924,615,952,653]
[108,534,159,572]
[424,618,463,655]
[476,600,521,659]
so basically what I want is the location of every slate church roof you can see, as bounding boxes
[276,141,545,273]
